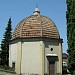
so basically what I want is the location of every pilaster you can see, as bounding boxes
[16,41,22,74]
[40,41,45,75]
[58,42,62,75]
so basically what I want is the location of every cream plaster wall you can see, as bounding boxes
[9,39,62,75]
[21,41,42,74]
[9,43,17,67]
[44,40,62,75]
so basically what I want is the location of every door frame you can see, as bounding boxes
[46,55,58,75]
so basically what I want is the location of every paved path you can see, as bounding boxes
[0,71,17,75]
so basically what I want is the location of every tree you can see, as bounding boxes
[66,0,75,74]
[1,18,12,66]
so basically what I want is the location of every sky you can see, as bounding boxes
[0,0,67,53]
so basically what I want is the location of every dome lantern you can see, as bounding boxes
[33,6,40,15]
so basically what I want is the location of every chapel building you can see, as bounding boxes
[9,6,63,75]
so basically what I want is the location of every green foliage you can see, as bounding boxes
[1,18,12,66]
[66,0,75,74]
[0,65,12,70]
[73,71,75,75]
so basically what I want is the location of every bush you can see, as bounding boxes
[73,71,75,75]
[0,65,12,70]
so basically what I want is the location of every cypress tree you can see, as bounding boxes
[1,18,12,66]
[66,0,75,74]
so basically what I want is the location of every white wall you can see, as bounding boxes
[9,39,62,75]
[9,43,17,67]
[44,41,59,74]
[21,41,41,74]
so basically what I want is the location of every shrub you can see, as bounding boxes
[0,65,12,70]
[73,71,75,75]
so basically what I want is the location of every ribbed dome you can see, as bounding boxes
[13,7,60,39]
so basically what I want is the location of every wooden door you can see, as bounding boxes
[49,61,55,75]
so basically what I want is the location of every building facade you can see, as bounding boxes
[9,7,63,75]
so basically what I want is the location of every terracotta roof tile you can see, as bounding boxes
[13,15,60,39]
